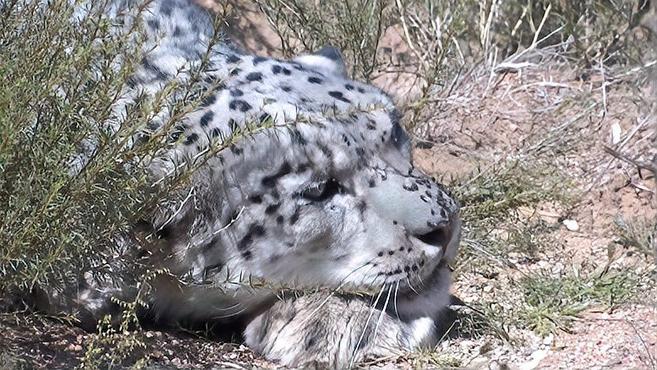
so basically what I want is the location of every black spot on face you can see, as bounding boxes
[265,202,281,214]
[317,143,333,159]
[253,56,267,65]
[262,162,293,187]
[403,182,419,192]
[246,72,263,82]
[211,127,222,138]
[227,54,241,63]
[328,91,351,103]
[183,133,198,145]
[230,145,243,155]
[248,194,263,204]
[281,85,292,92]
[289,208,300,225]
[126,76,138,89]
[230,89,243,97]
[230,68,241,76]
[229,100,252,112]
[250,224,266,237]
[238,235,253,252]
[282,68,292,75]
[291,129,307,145]
[204,75,222,86]
[199,111,214,127]
[147,19,160,31]
[228,118,240,132]
[200,94,216,107]
[345,84,354,90]
[272,65,282,74]
[259,113,272,123]
[276,215,284,224]
[342,134,351,146]
[308,76,323,84]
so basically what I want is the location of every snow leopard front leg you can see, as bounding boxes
[244,294,450,368]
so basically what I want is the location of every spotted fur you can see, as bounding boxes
[56,0,462,367]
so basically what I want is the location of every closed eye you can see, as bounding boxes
[299,178,343,201]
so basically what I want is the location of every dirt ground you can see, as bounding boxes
[2,1,656,369]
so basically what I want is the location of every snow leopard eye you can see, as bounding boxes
[299,178,343,201]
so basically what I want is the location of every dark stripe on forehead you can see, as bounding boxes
[261,161,292,187]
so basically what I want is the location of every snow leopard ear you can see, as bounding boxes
[293,45,347,77]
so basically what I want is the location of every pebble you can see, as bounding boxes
[610,123,621,144]
[562,219,579,231]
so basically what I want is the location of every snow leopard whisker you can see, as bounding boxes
[210,305,248,319]
[393,281,401,320]
[349,284,386,368]
[405,277,420,295]
[373,283,393,340]
[301,261,374,326]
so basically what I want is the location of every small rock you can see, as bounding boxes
[610,123,621,145]
[562,219,579,231]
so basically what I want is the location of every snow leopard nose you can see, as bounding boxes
[415,211,460,261]
[416,215,457,247]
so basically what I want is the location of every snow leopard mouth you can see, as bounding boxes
[393,258,450,297]
[360,258,451,319]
